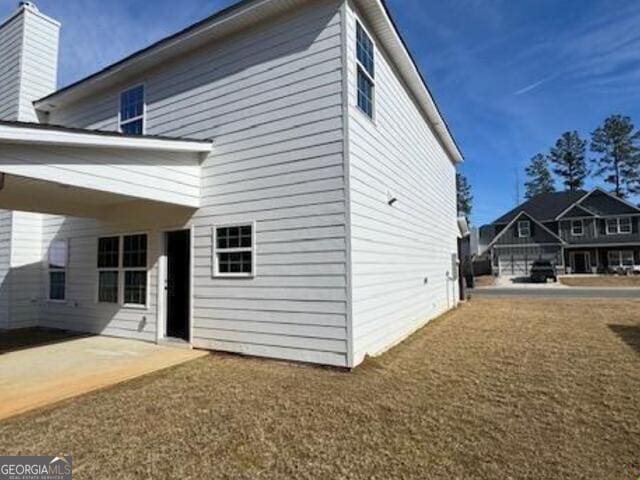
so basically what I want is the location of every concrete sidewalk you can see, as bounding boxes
[0,333,206,421]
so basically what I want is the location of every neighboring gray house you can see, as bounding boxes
[0,0,463,367]
[482,189,640,276]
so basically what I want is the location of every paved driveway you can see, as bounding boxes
[0,330,206,420]
[472,287,640,299]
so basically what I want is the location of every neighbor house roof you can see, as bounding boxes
[32,0,463,163]
[492,191,588,224]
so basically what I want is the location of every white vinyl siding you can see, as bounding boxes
[0,211,11,328]
[16,8,59,121]
[8,211,43,328]
[0,13,24,120]
[0,6,59,122]
[346,4,459,365]
[39,217,159,342]
[45,0,349,366]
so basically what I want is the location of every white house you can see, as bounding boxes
[0,0,463,368]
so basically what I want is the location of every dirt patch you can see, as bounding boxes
[473,275,495,287]
[1,298,639,479]
[560,275,640,287]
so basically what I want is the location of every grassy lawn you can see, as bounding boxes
[1,298,639,479]
[560,275,640,288]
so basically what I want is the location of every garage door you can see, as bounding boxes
[498,252,558,277]
[498,256,530,276]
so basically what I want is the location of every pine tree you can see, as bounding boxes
[524,153,555,199]
[456,173,473,220]
[548,131,589,191]
[590,115,640,198]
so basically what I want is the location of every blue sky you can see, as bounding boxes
[2,0,639,225]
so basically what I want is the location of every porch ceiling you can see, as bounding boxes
[0,121,212,214]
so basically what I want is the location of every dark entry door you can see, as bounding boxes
[573,253,588,274]
[166,230,190,340]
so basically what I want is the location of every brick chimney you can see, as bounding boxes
[0,2,60,122]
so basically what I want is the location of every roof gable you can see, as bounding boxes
[488,212,565,249]
[579,189,640,216]
[558,204,597,219]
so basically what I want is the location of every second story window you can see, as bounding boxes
[606,217,632,235]
[571,220,584,236]
[517,221,531,238]
[120,85,144,135]
[356,22,375,119]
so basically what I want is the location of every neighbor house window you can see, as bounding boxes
[48,240,68,301]
[517,220,531,238]
[619,217,632,234]
[606,217,632,235]
[356,22,375,118]
[119,85,144,135]
[213,224,254,277]
[608,250,634,268]
[97,234,148,306]
[571,219,584,236]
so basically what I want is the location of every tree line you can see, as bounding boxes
[525,114,640,200]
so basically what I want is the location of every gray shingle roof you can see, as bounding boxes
[493,191,587,224]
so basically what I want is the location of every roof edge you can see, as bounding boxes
[374,0,463,163]
[33,0,463,163]
[0,121,213,153]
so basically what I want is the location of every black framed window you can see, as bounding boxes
[214,225,254,276]
[119,85,144,135]
[48,240,68,301]
[49,271,66,301]
[97,234,148,306]
[356,21,375,118]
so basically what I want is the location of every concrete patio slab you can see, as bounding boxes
[0,333,207,421]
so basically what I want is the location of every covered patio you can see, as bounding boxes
[0,328,206,420]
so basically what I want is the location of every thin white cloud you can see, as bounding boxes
[513,75,556,96]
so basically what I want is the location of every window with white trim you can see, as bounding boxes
[606,217,632,235]
[48,240,68,301]
[517,220,531,238]
[571,219,584,236]
[619,217,632,234]
[356,22,375,118]
[213,224,254,277]
[98,237,119,303]
[123,234,148,305]
[119,85,144,135]
[608,250,635,268]
[97,234,148,306]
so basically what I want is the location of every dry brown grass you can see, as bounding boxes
[560,275,640,287]
[473,275,496,287]
[1,298,639,479]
